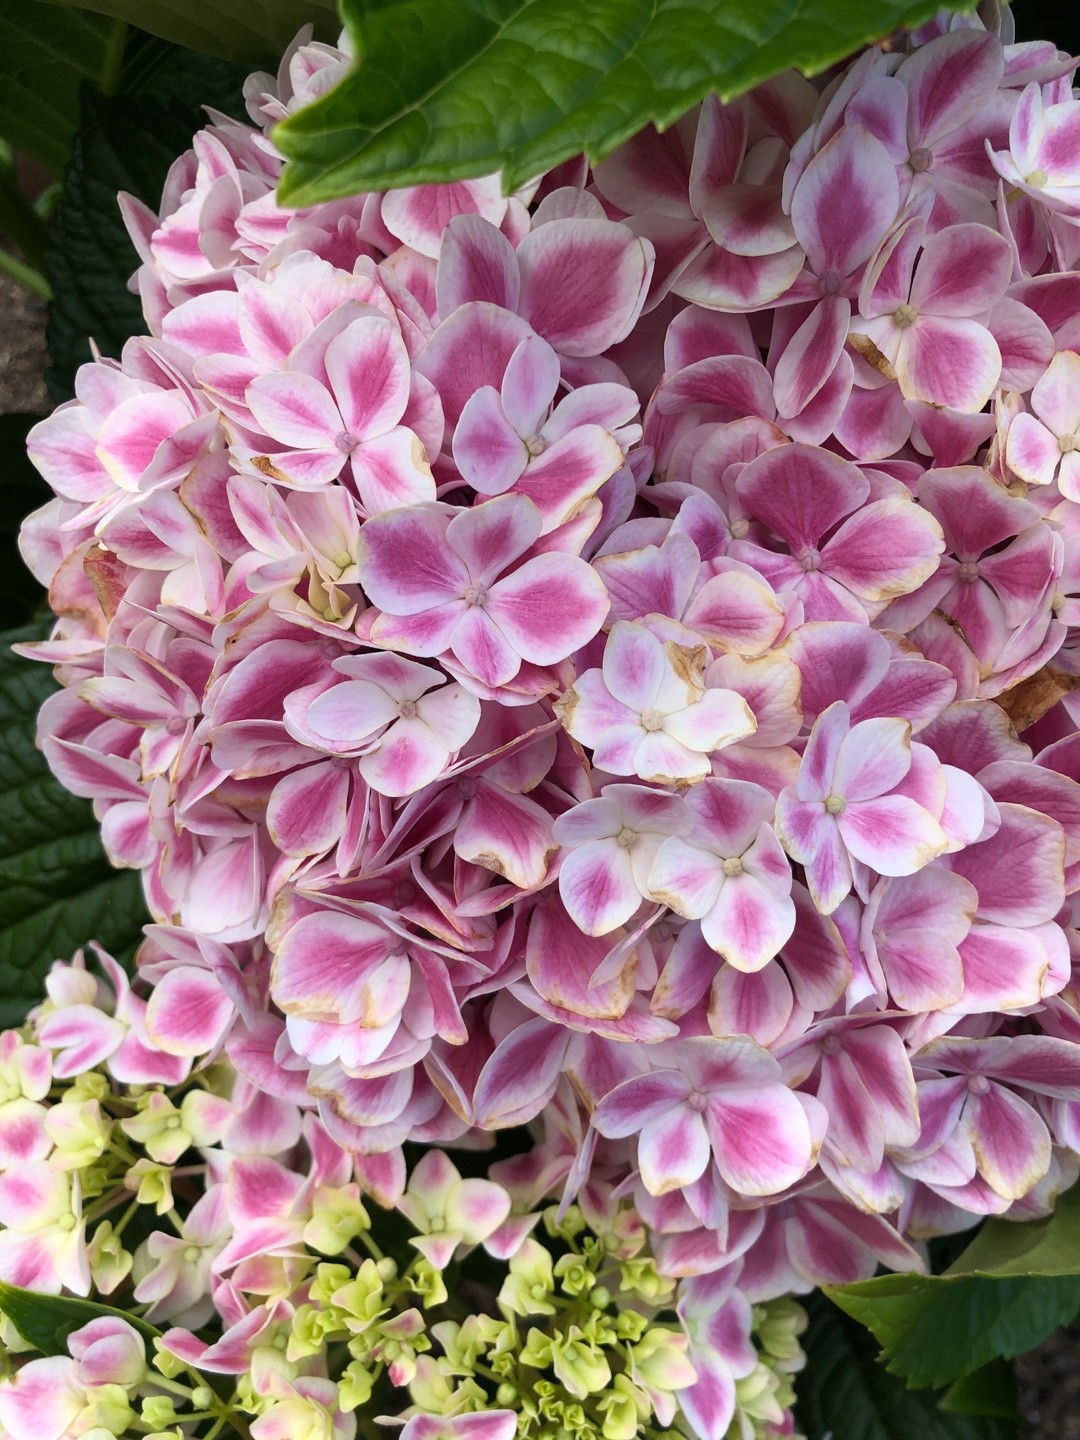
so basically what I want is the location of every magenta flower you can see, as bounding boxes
[592,1035,814,1197]
[734,443,944,621]
[988,81,1080,217]
[557,621,756,784]
[452,331,635,528]
[552,784,691,936]
[358,493,609,688]
[648,779,795,970]
[286,653,481,797]
[245,313,436,511]
[1006,349,1080,494]
[852,221,1012,411]
[775,701,948,913]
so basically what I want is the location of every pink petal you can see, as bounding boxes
[487,553,610,666]
[559,841,640,935]
[900,316,1002,413]
[638,1107,711,1195]
[436,214,521,314]
[967,1084,1051,1200]
[454,387,527,494]
[246,371,339,448]
[701,871,796,972]
[736,443,865,551]
[706,1085,812,1196]
[833,716,912,801]
[840,794,946,875]
[790,124,899,278]
[326,316,410,438]
[358,503,467,612]
[909,224,1012,318]
[517,218,653,356]
[267,760,351,856]
[351,426,437,515]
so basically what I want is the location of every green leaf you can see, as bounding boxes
[38,0,338,66]
[274,0,975,204]
[946,1183,1080,1278]
[0,624,148,1026]
[940,1360,1018,1420]
[825,1271,1080,1390]
[0,0,125,175]
[45,44,248,401]
[795,1292,1018,1440]
[0,1280,160,1353]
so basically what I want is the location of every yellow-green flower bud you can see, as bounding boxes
[551,1327,612,1399]
[408,1257,448,1307]
[301,1184,370,1255]
[150,1341,187,1380]
[125,1158,173,1214]
[310,1262,353,1306]
[141,1395,179,1429]
[498,1237,556,1317]
[595,1375,647,1440]
[520,1328,555,1369]
[618,1257,674,1304]
[614,1310,648,1343]
[87,1220,132,1295]
[339,1359,374,1411]
[554,1253,596,1298]
[45,1099,111,1170]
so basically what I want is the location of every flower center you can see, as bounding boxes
[819,270,842,296]
[615,826,636,848]
[800,547,822,572]
[957,559,980,584]
[1060,432,1080,454]
[722,856,744,877]
[824,793,846,815]
[463,585,488,607]
[1025,168,1048,189]
[892,302,918,328]
[968,1074,991,1095]
[57,1213,76,1231]
[523,433,546,457]
[183,1245,202,1264]
[821,1034,842,1055]
[687,1091,709,1113]
[398,700,417,719]
[730,518,750,539]
[640,709,664,732]
[166,715,186,736]
[334,430,360,455]
[908,147,934,173]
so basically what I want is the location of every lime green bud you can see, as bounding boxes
[629,1327,697,1394]
[498,1237,556,1317]
[144,1431,183,1440]
[87,1220,132,1295]
[150,1341,187,1380]
[339,1359,374,1411]
[554,1253,596,1298]
[189,1386,214,1410]
[334,1264,387,1334]
[141,1395,179,1428]
[495,1383,517,1406]
[595,1376,647,1440]
[66,1071,110,1103]
[87,1383,133,1434]
[302,1184,370,1255]
[408,1257,448,1307]
[614,1310,648,1343]
[588,1285,612,1310]
[551,1327,612,1399]
[618,1257,675,1304]
[310,1262,353,1306]
[544,1203,586,1239]
[125,1158,173,1214]
[45,1099,111,1170]
[520,1328,555,1369]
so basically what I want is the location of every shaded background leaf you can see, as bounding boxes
[35,0,338,66]
[796,1292,1018,1440]
[0,624,148,1026]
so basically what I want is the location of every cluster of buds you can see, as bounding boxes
[0,949,804,1440]
[13,0,1080,1404]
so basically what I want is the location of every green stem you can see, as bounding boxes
[0,165,52,274]
[0,241,51,300]
[98,20,128,98]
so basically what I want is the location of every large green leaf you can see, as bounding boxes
[0,624,148,1026]
[0,1281,160,1353]
[946,1182,1080,1278]
[825,1271,1080,1390]
[795,1293,1017,1440]
[45,43,248,400]
[38,0,338,66]
[0,0,125,175]
[274,0,975,204]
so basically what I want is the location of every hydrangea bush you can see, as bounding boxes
[9,3,1080,1434]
